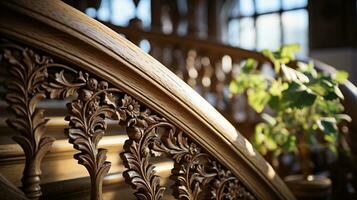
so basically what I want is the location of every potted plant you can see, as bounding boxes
[229,44,351,199]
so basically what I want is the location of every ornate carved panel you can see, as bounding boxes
[1,39,256,200]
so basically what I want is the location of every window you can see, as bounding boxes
[85,0,151,28]
[228,0,308,56]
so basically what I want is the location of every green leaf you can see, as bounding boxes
[262,49,275,61]
[282,82,317,109]
[334,86,344,99]
[229,80,243,94]
[282,135,296,152]
[335,114,352,123]
[262,113,276,126]
[318,100,344,113]
[281,64,309,83]
[280,44,300,60]
[241,58,257,73]
[229,75,249,94]
[317,117,338,142]
[328,145,337,155]
[247,89,270,112]
[334,70,349,84]
[268,95,281,110]
[269,79,288,96]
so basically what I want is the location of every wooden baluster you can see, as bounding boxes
[157,42,165,65]
[171,46,185,79]
[200,56,214,101]
[127,18,143,46]
[120,96,165,200]
[212,55,226,111]
[185,49,199,88]
[150,0,162,32]
[64,73,118,200]
[208,55,219,108]
[221,55,233,116]
[193,50,204,93]
[149,41,161,62]
[222,56,236,120]
[1,42,55,200]
[207,0,224,42]
[187,0,199,37]
[160,44,173,68]
[167,0,179,34]
[229,59,243,122]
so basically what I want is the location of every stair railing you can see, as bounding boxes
[0,0,295,200]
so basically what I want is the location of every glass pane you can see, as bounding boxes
[256,0,280,14]
[137,0,151,28]
[240,0,255,16]
[228,19,240,46]
[240,17,255,50]
[282,0,307,10]
[97,0,111,21]
[85,7,97,18]
[282,9,309,55]
[256,14,281,50]
[111,0,136,26]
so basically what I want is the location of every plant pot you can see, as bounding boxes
[284,175,331,200]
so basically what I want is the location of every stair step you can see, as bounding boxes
[0,116,127,144]
[0,135,174,190]
[0,136,128,186]
[41,161,174,200]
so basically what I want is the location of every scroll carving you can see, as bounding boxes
[1,42,55,200]
[121,104,257,200]
[121,104,166,200]
[1,40,256,200]
[65,76,119,200]
[47,69,120,200]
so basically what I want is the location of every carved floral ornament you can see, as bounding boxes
[1,39,255,200]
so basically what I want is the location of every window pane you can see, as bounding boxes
[240,17,255,50]
[240,0,255,16]
[111,0,136,26]
[282,9,308,55]
[256,0,280,14]
[282,0,307,10]
[228,19,240,46]
[97,0,111,21]
[256,14,281,50]
[85,7,97,18]
[137,0,151,28]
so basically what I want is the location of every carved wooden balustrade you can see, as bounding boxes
[0,1,295,200]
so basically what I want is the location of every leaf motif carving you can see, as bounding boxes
[64,73,120,200]
[121,101,166,200]
[43,70,86,99]
[153,130,216,199]
[1,42,55,200]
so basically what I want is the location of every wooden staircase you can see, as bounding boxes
[0,0,296,199]
[0,0,355,200]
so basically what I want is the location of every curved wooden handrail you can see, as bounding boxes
[0,0,294,200]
